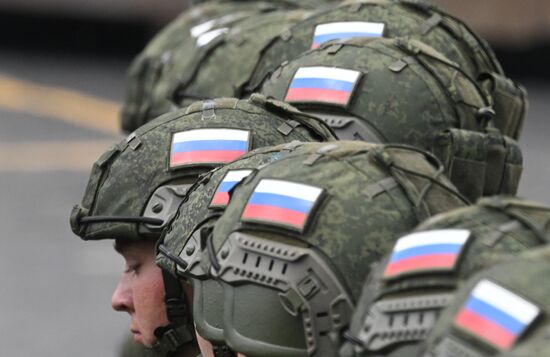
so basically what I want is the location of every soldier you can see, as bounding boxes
[158,140,468,356]
[69,95,335,356]
[342,197,550,357]
[246,0,528,141]
[258,37,523,202]
[121,0,339,133]
[418,246,550,357]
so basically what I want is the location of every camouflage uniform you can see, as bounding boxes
[247,0,528,141]
[70,95,335,356]
[342,197,550,357]
[121,0,339,133]
[259,37,523,202]
[157,140,467,356]
[418,246,550,357]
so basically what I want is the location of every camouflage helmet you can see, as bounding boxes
[342,196,550,357]
[121,0,340,132]
[69,95,334,356]
[258,37,524,201]
[156,143,302,351]
[71,95,334,241]
[120,0,282,132]
[259,37,492,146]
[247,0,527,140]
[205,141,467,356]
[417,245,550,357]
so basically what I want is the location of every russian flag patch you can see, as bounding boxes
[170,129,250,168]
[284,66,362,107]
[311,21,385,49]
[209,169,253,208]
[454,280,540,351]
[241,179,323,232]
[383,229,471,279]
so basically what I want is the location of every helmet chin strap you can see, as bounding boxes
[148,271,195,356]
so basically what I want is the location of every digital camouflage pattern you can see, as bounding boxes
[247,0,527,140]
[431,128,523,202]
[259,37,523,201]
[156,144,302,348]
[71,95,334,241]
[169,8,311,108]
[205,141,467,356]
[418,246,550,357]
[342,196,550,357]
[121,0,339,133]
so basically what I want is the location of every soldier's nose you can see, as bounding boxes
[111,274,133,312]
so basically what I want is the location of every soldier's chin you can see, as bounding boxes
[132,331,145,345]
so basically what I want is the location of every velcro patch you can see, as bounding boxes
[453,279,540,351]
[241,179,323,233]
[170,129,250,168]
[210,169,253,208]
[285,66,361,107]
[311,21,385,49]
[383,229,471,280]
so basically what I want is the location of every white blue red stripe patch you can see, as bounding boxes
[454,280,540,350]
[311,22,385,49]
[241,179,323,232]
[170,129,250,168]
[210,169,253,208]
[285,66,362,107]
[383,229,471,279]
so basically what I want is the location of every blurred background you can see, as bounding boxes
[0,1,548,355]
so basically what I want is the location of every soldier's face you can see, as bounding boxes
[111,239,170,347]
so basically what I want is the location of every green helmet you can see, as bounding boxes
[342,196,550,357]
[247,0,528,140]
[156,143,303,353]
[258,37,523,201]
[121,0,339,133]
[70,95,334,356]
[203,141,467,356]
[417,246,550,357]
[121,0,281,132]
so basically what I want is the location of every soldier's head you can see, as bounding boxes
[70,95,334,355]
[159,140,466,356]
[418,246,550,357]
[156,143,302,356]
[260,37,492,148]
[259,37,526,202]
[342,196,550,357]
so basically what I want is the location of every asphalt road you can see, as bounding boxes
[0,48,548,356]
